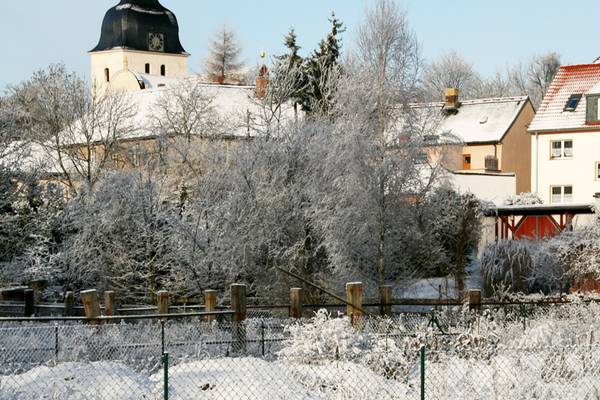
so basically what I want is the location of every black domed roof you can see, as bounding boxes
[91,0,187,54]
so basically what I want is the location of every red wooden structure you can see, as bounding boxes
[485,204,595,241]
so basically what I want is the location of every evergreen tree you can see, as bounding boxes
[274,28,306,116]
[300,13,345,115]
[204,25,245,84]
[280,28,302,69]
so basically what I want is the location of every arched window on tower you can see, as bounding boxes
[160,65,166,76]
[104,68,110,82]
[145,63,150,74]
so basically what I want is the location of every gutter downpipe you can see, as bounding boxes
[535,132,539,195]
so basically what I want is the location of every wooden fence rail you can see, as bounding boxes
[0,282,592,323]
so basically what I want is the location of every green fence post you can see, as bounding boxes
[420,346,425,400]
[162,352,169,400]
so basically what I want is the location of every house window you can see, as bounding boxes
[145,63,151,74]
[564,94,582,111]
[462,154,471,170]
[160,65,166,76]
[423,134,438,144]
[551,185,573,204]
[596,162,600,180]
[89,147,97,164]
[104,68,110,82]
[415,151,428,164]
[550,140,573,159]
[586,94,600,124]
[111,153,122,169]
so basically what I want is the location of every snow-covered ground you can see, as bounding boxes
[3,302,600,399]
[0,358,413,400]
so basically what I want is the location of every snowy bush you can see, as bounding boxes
[278,310,364,363]
[549,225,600,285]
[504,192,543,206]
[481,240,533,297]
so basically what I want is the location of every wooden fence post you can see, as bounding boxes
[64,291,75,317]
[157,291,169,316]
[104,291,116,317]
[346,282,363,326]
[290,288,303,319]
[204,290,216,322]
[24,289,35,317]
[81,289,101,324]
[469,289,482,313]
[30,280,46,304]
[231,284,247,321]
[379,285,392,317]
[231,284,247,352]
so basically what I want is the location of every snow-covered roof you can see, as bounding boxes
[2,141,65,176]
[74,76,292,143]
[135,73,176,90]
[412,96,530,144]
[484,203,595,216]
[529,63,600,132]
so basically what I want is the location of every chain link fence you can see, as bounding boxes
[1,309,600,399]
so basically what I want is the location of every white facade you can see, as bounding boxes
[445,171,516,205]
[90,49,188,92]
[531,131,600,204]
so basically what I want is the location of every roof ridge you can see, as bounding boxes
[460,96,528,104]
[561,63,600,70]
[409,95,528,108]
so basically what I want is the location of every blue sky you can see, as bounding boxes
[1,0,599,90]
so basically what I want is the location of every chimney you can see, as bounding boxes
[212,75,225,85]
[255,65,269,100]
[444,88,460,112]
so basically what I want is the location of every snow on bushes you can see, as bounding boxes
[481,222,600,297]
[481,240,533,297]
[504,192,543,206]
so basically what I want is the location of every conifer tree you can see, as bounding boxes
[300,13,345,115]
[204,25,245,84]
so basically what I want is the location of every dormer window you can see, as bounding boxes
[564,94,582,111]
[586,94,600,124]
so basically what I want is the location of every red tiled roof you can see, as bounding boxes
[529,63,600,132]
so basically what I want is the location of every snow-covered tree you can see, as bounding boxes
[423,50,480,101]
[7,64,137,194]
[299,14,345,115]
[53,171,184,301]
[510,52,561,108]
[204,25,245,84]
[307,0,440,287]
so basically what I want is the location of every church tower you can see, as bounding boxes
[90,0,189,91]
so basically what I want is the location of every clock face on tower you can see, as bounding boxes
[148,33,165,52]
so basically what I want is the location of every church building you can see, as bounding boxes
[90,0,190,91]
[57,0,285,185]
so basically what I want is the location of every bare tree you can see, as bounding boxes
[304,0,456,289]
[149,79,228,182]
[511,52,561,108]
[423,50,480,101]
[204,25,245,84]
[7,64,138,194]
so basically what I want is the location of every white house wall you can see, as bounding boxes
[446,172,516,205]
[531,131,600,204]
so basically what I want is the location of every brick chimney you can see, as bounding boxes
[255,65,269,99]
[444,88,460,112]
